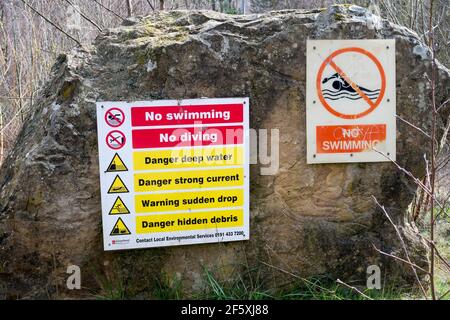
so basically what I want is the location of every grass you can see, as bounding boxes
[90,260,449,300]
[90,262,127,300]
[89,208,449,300]
[199,268,274,300]
[91,267,416,300]
[416,206,450,300]
[95,280,126,300]
[436,273,450,300]
[91,224,449,300]
[279,278,411,300]
[199,270,413,300]
[434,211,450,300]
[94,274,126,300]
[199,212,450,301]
[152,274,183,300]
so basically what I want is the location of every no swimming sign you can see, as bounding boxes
[306,40,396,164]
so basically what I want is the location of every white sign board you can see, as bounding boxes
[306,40,396,164]
[96,98,250,251]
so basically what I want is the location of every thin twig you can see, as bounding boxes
[436,97,450,113]
[92,0,125,21]
[439,289,450,300]
[259,260,340,297]
[372,196,428,298]
[0,103,28,133]
[437,114,450,156]
[428,0,437,300]
[336,279,373,300]
[372,244,430,274]
[259,260,301,280]
[126,0,133,17]
[372,148,444,210]
[418,234,450,272]
[0,96,33,100]
[64,0,103,32]
[20,0,81,46]
[0,104,3,164]
[146,0,156,11]
[396,115,431,138]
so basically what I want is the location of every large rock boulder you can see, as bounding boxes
[1,6,449,299]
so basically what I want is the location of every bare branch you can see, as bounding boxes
[126,0,133,17]
[20,0,81,46]
[372,148,445,211]
[63,0,103,32]
[336,279,373,300]
[372,196,428,298]
[417,233,450,273]
[440,289,450,300]
[372,244,430,274]
[92,0,125,21]
[146,0,156,11]
[396,115,431,139]
[436,97,450,113]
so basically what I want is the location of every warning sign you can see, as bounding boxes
[109,196,130,215]
[96,98,249,251]
[106,153,128,172]
[110,217,131,236]
[107,175,129,194]
[307,40,396,164]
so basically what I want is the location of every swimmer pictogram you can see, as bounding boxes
[321,72,380,101]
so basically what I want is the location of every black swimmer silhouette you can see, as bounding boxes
[321,73,380,101]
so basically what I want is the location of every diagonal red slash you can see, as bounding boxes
[316,47,386,120]
[106,130,126,149]
[105,108,125,127]
[108,133,122,144]
[328,59,376,109]
[107,110,122,124]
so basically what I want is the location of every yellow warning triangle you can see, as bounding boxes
[109,196,130,215]
[110,217,131,236]
[107,175,129,194]
[106,153,128,172]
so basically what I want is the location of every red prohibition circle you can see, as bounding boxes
[105,107,125,127]
[106,130,126,150]
[316,47,386,120]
